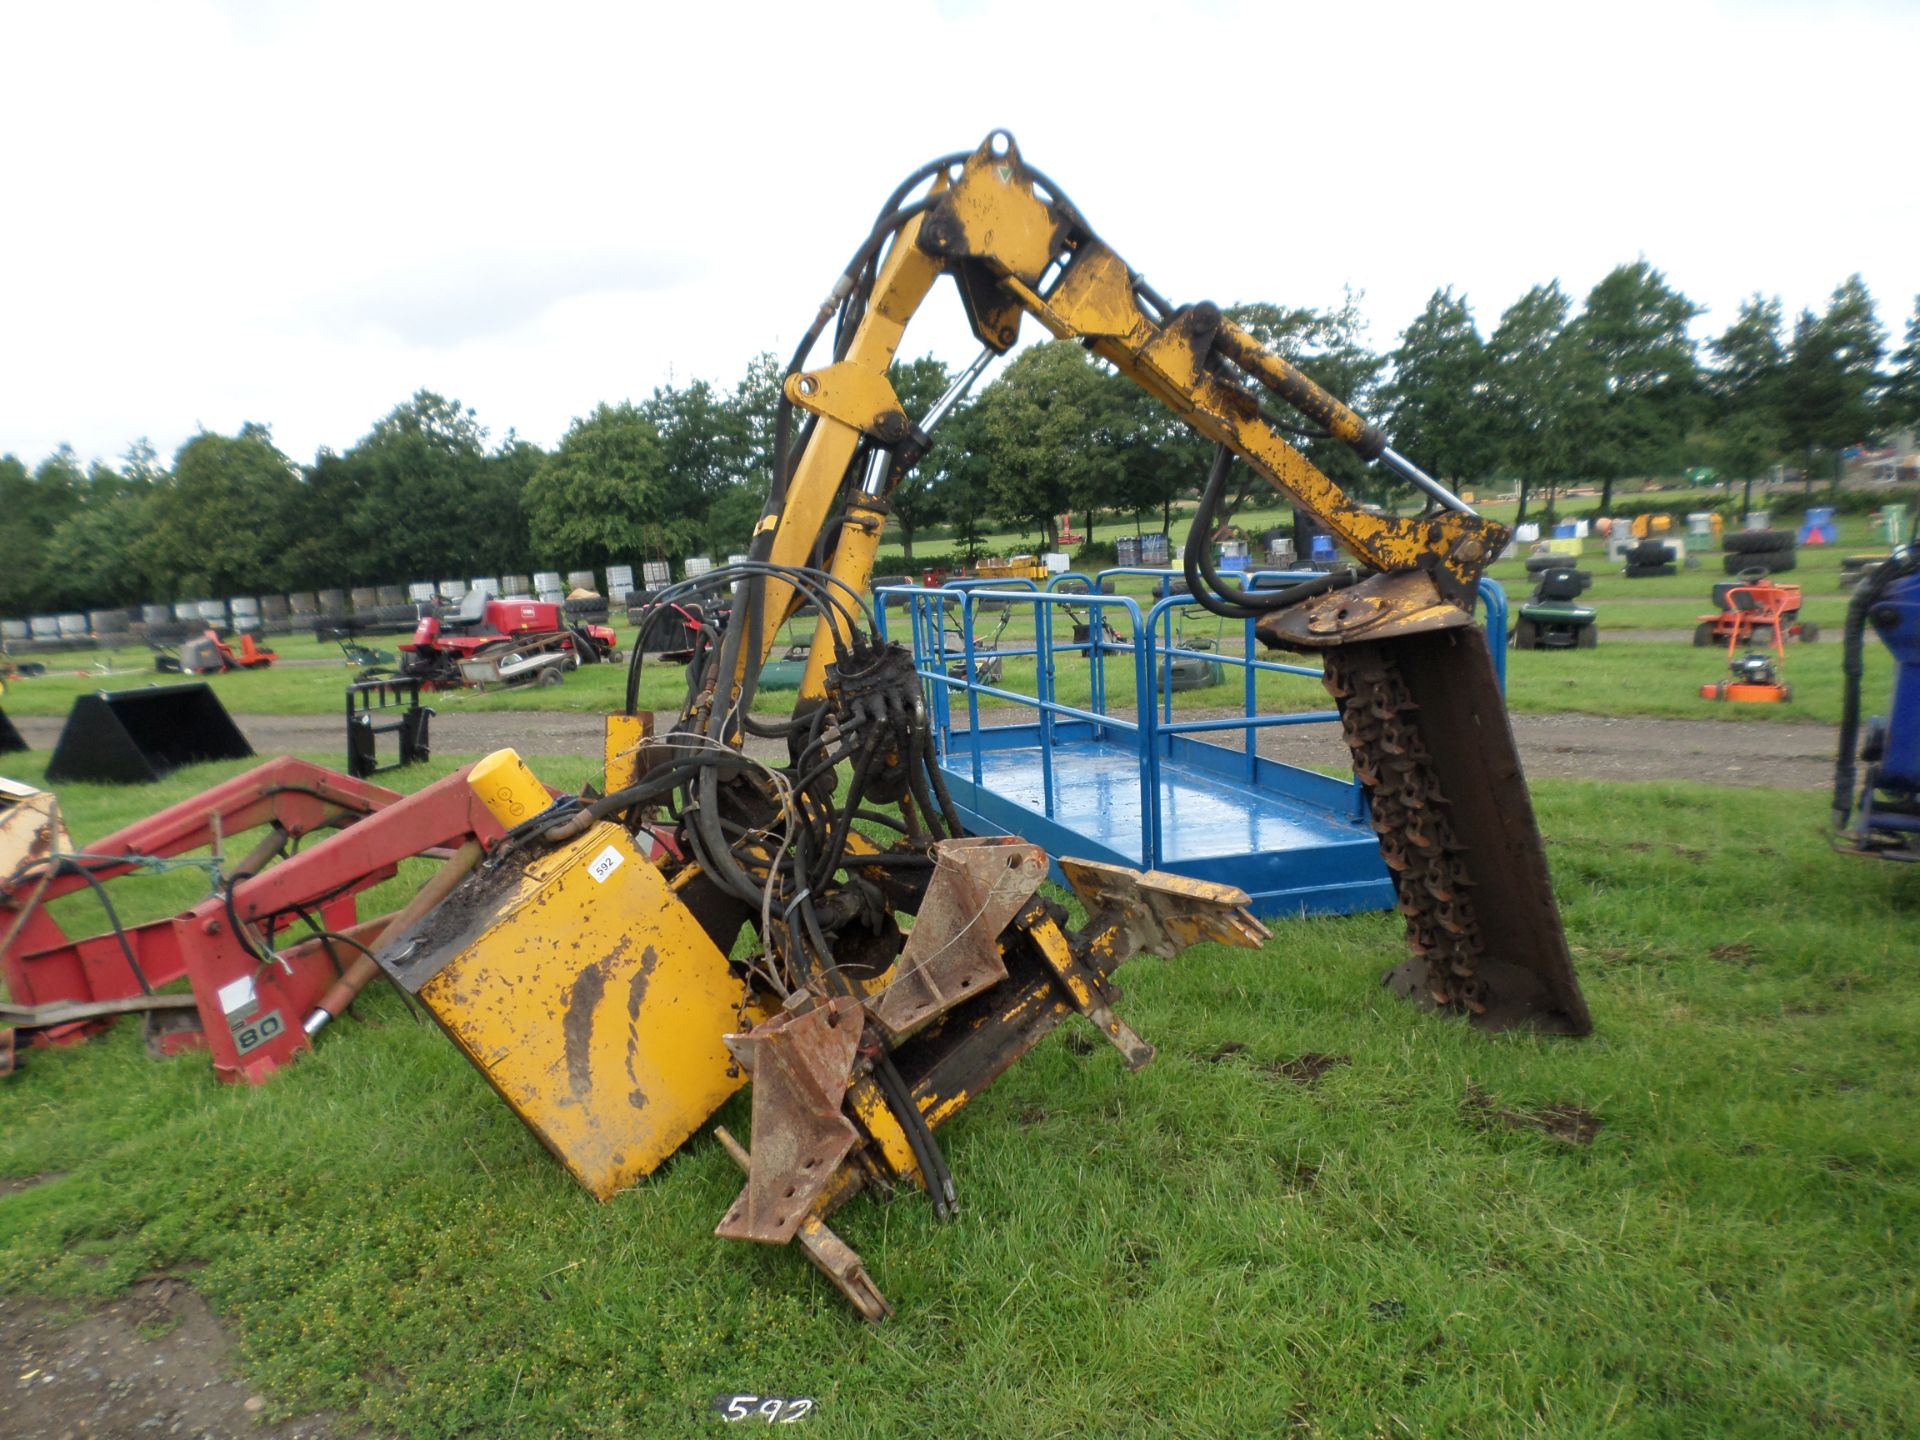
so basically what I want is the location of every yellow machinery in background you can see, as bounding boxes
[374,133,1588,1318]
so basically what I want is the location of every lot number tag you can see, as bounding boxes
[711,1393,814,1424]
[587,845,624,883]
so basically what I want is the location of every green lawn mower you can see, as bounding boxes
[1514,567,1598,650]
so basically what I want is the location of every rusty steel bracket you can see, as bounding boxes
[714,1126,893,1323]
[864,836,1046,1043]
[716,996,863,1245]
[0,782,67,879]
[1058,858,1271,961]
[1256,568,1472,651]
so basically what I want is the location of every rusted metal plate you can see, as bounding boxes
[1057,858,1270,962]
[716,997,863,1245]
[1256,569,1472,651]
[865,836,1045,1043]
[715,1125,892,1322]
[0,783,67,879]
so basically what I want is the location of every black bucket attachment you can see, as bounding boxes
[0,708,24,755]
[45,684,253,784]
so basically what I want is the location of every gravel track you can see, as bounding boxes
[8,708,1840,790]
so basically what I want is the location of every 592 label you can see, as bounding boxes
[711,1394,814,1424]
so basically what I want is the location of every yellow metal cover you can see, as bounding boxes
[411,819,754,1200]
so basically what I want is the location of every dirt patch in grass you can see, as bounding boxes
[1267,1054,1349,1086]
[1465,1084,1603,1146]
[1,1275,351,1439]
[0,1171,67,1199]
[1710,942,1758,964]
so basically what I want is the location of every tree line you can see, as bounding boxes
[5,263,1917,615]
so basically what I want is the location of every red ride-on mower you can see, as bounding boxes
[400,589,617,690]
[171,628,278,674]
[1700,577,1795,704]
[1693,572,1818,649]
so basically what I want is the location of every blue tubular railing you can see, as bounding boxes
[873,568,1510,870]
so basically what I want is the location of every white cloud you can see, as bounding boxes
[1,0,1913,469]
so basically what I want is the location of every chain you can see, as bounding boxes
[1321,644,1488,1015]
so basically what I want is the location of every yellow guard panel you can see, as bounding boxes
[415,813,753,1200]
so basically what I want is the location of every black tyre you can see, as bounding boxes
[1624,563,1675,579]
[1577,622,1598,649]
[1513,618,1538,648]
[564,596,606,618]
[1798,622,1820,643]
[1629,540,1676,564]
[1524,554,1560,574]
[1725,528,1793,554]
[536,667,565,687]
[1726,549,1795,574]
[1693,621,1718,647]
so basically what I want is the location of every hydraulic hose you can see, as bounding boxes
[1181,444,1356,621]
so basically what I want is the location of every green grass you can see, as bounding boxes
[3,751,1919,1436]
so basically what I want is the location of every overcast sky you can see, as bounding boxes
[3,0,1914,473]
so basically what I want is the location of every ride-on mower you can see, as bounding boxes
[1693,572,1818,648]
[1700,578,1795,703]
[400,588,616,689]
[1513,567,1597,649]
[164,628,278,674]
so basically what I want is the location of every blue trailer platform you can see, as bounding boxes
[878,570,1507,919]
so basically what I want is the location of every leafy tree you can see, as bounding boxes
[1486,282,1577,523]
[524,403,696,570]
[146,425,303,597]
[965,342,1123,549]
[1784,275,1886,488]
[1561,261,1703,511]
[0,449,84,613]
[323,391,507,582]
[1877,294,1920,431]
[640,378,752,516]
[925,401,996,564]
[885,354,955,565]
[1702,295,1788,517]
[1100,375,1207,537]
[1380,288,1493,486]
[42,483,156,609]
[733,351,785,488]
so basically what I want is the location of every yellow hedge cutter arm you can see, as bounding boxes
[758,130,1587,1036]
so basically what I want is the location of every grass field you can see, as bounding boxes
[3,748,1918,1437]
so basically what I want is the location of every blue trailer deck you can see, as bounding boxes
[877,570,1507,919]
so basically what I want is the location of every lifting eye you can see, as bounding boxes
[989,130,1011,157]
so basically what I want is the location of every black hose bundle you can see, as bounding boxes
[1181,444,1358,622]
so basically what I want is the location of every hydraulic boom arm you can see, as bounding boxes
[748,131,1587,1038]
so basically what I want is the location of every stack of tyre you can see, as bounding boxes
[564,590,610,626]
[1722,528,1796,575]
[1623,538,1678,578]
